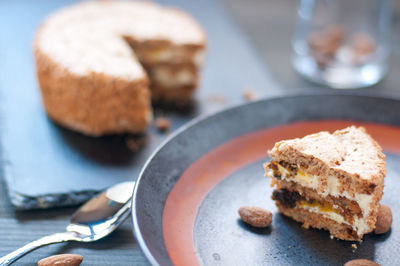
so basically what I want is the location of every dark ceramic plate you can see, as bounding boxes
[132,93,400,266]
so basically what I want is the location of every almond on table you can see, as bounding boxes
[38,254,83,266]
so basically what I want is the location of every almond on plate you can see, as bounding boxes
[238,206,272,228]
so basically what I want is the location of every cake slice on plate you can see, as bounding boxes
[265,126,386,241]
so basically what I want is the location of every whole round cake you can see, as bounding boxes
[34,1,206,136]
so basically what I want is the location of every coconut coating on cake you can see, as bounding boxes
[266,126,386,241]
[34,1,206,136]
[269,126,386,184]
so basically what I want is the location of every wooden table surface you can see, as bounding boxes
[1,0,400,265]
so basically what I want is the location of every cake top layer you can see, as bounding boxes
[269,126,386,180]
[35,1,206,80]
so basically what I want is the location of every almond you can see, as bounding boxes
[351,33,376,56]
[374,204,392,234]
[344,259,379,266]
[38,254,83,266]
[238,206,272,228]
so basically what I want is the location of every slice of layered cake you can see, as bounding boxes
[265,126,386,241]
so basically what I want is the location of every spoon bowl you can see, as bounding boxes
[0,181,135,266]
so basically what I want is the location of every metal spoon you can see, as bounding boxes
[0,181,135,266]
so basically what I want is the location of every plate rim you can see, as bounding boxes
[131,91,400,265]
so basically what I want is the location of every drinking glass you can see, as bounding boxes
[292,0,392,88]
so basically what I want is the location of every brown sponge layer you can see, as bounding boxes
[268,127,386,196]
[275,202,361,241]
[35,49,152,136]
[124,36,204,66]
[273,180,363,225]
[151,84,196,106]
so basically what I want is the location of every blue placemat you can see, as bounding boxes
[0,0,280,210]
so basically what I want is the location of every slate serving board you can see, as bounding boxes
[0,0,279,210]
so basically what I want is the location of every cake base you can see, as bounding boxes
[151,84,196,107]
[276,202,361,241]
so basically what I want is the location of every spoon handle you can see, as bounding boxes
[0,231,78,266]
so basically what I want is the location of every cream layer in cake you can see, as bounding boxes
[267,163,373,236]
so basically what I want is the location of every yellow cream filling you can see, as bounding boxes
[148,48,169,61]
[297,170,306,176]
[298,201,336,214]
[275,163,317,188]
[270,162,373,236]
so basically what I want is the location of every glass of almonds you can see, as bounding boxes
[292,0,392,88]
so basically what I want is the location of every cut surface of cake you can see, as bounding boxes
[34,1,206,136]
[265,126,386,241]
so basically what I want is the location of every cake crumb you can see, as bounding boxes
[126,138,140,152]
[155,117,171,133]
[125,136,147,152]
[351,243,357,250]
[208,94,227,104]
[329,235,334,239]
[242,87,256,101]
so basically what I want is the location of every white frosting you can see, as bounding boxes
[152,68,196,88]
[146,49,205,67]
[272,127,384,180]
[276,164,374,236]
[277,164,320,189]
[300,205,347,225]
[37,1,206,80]
[299,204,372,236]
